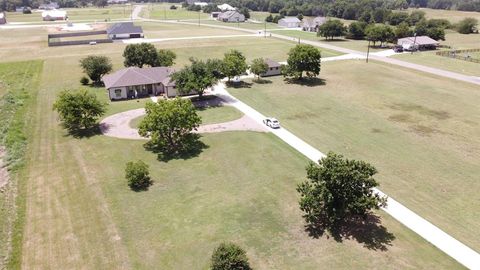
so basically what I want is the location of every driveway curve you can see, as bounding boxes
[99,108,267,140]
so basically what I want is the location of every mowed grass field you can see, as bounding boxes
[6,54,461,268]
[145,3,210,21]
[229,60,480,252]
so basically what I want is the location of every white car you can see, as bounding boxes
[263,117,280,129]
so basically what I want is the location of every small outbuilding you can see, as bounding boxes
[302,16,326,32]
[217,10,245,23]
[211,11,221,18]
[261,59,282,77]
[0,12,6,24]
[107,22,144,39]
[42,10,67,21]
[278,17,301,28]
[397,36,439,51]
[102,67,178,100]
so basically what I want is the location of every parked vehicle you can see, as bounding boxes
[393,45,403,53]
[263,117,280,129]
[89,41,97,45]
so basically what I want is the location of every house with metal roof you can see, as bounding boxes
[107,22,144,39]
[102,67,179,100]
[217,3,236,11]
[278,17,301,28]
[217,10,245,22]
[42,9,67,21]
[397,35,439,51]
[39,2,59,10]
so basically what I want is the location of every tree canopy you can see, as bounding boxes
[317,19,346,40]
[138,99,202,156]
[157,49,177,67]
[282,44,321,80]
[211,242,251,270]
[297,152,387,232]
[365,24,394,46]
[456,17,478,34]
[221,50,248,81]
[125,160,152,191]
[123,43,159,68]
[171,58,220,99]
[53,89,106,132]
[250,58,268,79]
[79,55,112,84]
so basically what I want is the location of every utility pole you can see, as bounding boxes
[198,10,200,27]
[366,40,370,63]
[411,32,417,54]
[164,7,166,20]
[264,20,266,38]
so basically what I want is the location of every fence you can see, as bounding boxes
[47,30,113,47]
[436,48,480,64]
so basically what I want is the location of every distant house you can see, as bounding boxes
[278,17,301,28]
[0,12,6,24]
[102,67,179,100]
[211,11,221,18]
[397,36,439,51]
[217,3,236,11]
[107,0,129,4]
[15,6,27,12]
[261,59,281,77]
[42,10,67,21]
[302,16,326,32]
[217,10,245,22]
[38,2,59,10]
[194,2,209,7]
[107,22,143,39]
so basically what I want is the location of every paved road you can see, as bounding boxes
[140,16,480,86]
[212,83,480,270]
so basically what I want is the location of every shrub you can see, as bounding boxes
[211,242,251,270]
[170,4,177,9]
[125,160,152,191]
[80,76,89,85]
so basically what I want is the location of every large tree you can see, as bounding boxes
[317,19,346,40]
[138,98,201,155]
[221,50,248,81]
[297,152,387,231]
[211,242,251,270]
[171,58,219,99]
[456,17,478,34]
[53,89,106,131]
[365,24,395,46]
[157,49,176,67]
[123,43,159,68]
[394,22,412,40]
[346,21,368,40]
[250,58,268,79]
[79,55,112,85]
[282,44,321,80]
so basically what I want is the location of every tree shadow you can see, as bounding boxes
[129,178,154,192]
[67,124,103,139]
[284,77,326,87]
[226,81,253,89]
[305,213,395,251]
[144,134,209,163]
[253,78,272,84]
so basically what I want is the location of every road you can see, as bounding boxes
[213,83,480,270]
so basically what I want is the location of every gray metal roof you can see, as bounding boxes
[107,22,143,35]
[280,17,301,23]
[397,36,439,45]
[102,67,174,89]
[265,58,280,68]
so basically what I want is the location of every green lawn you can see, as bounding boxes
[129,105,243,129]
[146,3,210,21]
[200,19,281,30]
[228,60,480,252]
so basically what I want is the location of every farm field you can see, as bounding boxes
[199,19,281,30]
[145,3,210,21]
[6,55,461,269]
[228,60,480,252]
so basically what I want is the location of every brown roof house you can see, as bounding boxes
[102,67,178,100]
[397,35,439,51]
[261,59,282,77]
[302,16,326,32]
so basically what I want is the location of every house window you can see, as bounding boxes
[114,89,122,98]
[275,67,279,70]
